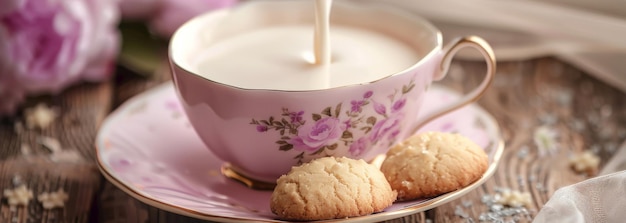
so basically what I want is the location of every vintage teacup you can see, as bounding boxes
[169,1,495,185]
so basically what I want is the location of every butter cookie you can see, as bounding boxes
[381,132,488,200]
[270,157,396,220]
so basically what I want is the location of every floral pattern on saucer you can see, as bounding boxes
[96,82,503,222]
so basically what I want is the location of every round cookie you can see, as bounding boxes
[270,157,397,221]
[381,131,488,200]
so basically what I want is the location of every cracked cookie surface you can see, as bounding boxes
[381,131,488,200]
[270,157,396,221]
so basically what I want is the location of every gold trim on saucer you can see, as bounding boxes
[221,163,277,190]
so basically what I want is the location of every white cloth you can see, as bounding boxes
[371,0,626,93]
[533,171,626,223]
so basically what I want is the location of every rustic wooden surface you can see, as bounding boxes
[0,57,625,223]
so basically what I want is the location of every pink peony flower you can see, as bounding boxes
[0,0,120,116]
[290,117,346,152]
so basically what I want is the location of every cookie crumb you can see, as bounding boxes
[569,151,600,175]
[533,125,558,156]
[3,185,33,207]
[38,189,69,209]
[25,103,57,129]
[496,189,532,208]
[478,192,533,222]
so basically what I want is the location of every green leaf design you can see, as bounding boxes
[279,144,293,151]
[312,147,326,155]
[366,116,377,125]
[312,113,322,121]
[322,107,332,117]
[294,152,304,159]
[334,103,342,117]
[276,140,287,144]
[402,83,415,94]
[342,131,353,139]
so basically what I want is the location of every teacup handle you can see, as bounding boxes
[411,36,496,133]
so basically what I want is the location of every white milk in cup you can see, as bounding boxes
[193,0,419,90]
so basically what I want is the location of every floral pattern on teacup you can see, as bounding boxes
[250,81,416,164]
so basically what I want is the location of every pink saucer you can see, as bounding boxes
[96,83,503,222]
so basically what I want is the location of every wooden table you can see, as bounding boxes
[1,57,624,223]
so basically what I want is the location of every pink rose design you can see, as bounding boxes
[290,117,345,152]
[349,137,370,157]
[370,114,404,142]
[0,0,120,116]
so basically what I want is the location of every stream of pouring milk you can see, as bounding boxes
[194,1,420,91]
[313,0,332,88]
[314,0,332,66]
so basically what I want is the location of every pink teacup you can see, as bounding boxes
[169,1,496,185]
